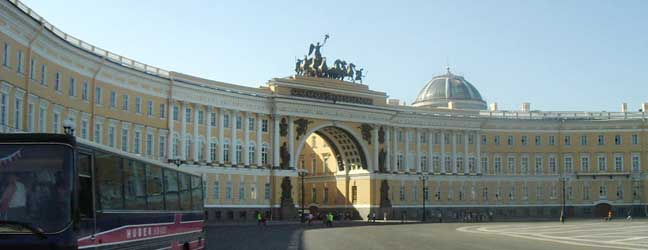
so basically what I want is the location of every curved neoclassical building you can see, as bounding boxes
[0,0,646,221]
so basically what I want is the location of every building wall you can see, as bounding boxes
[0,0,645,222]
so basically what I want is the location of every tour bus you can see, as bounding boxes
[0,133,205,250]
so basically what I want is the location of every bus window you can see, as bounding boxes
[179,173,191,210]
[146,164,164,210]
[78,152,93,218]
[191,175,202,211]
[163,169,179,210]
[123,159,146,210]
[95,153,123,210]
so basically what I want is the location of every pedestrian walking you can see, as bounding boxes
[626,211,632,221]
[371,212,376,223]
[607,210,613,221]
[326,212,334,227]
[256,211,263,226]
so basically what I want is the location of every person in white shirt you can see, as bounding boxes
[0,173,27,220]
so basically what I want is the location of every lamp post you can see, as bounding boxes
[298,168,309,222]
[560,175,567,223]
[63,118,75,136]
[419,173,429,222]
[168,158,183,167]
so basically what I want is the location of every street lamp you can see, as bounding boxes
[168,158,183,167]
[560,175,567,223]
[419,173,429,222]
[63,118,75,136]
[298,168,309,222]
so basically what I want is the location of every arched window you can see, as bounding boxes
[261,144,269,165]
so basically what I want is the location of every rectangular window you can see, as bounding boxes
[494,136,500,145]
[146,164,164,210]
[507,157,515,174]
[0,93,7,126]
[564,135,571,146]
[598,155,607,172]
[55,72,61,91]
[549,156,557,174]
[580,135,587,145]
[110,91,116,108]
[548,136,555,145]
[95,87,102,105]
[108,126,115,147]
[52,113,60,133]
[147,100,153,116]
[535,156,543,175]
[481,135,487,145]
[225,181,232,200]
[40,64,46,85]
[2,43,9,66]
[13,98,22,130]
[480,156,488,174]
[159,104,166,118]
[33,107,46,133]
[135,97,142,113]
[581,155,590,172]
[123,159,147,209]
[598,135,605,145]
[631,134,639,145]
[95,152,123,209]
[16,50,23,73]
[264,183,271,200]
[80,120,88,139]
[236,116,242,129]
[238,182,245,201]
[521,156,529,175]
[223,114,230,128]
[614,155,623,172]
[82,81,89,101]
[159,135,166,158]
[614,135,622,145]
[27,103,33,132]
[29,58,35,79]
[262,119,268,132]
[94,123,101,143]
[122,95,129,111]
[352,186,358,204]
[213,181,220,200]
[145,134,153,156]
[210,112,217,126]
[68,78,76,97]
[564,156,573,173]
[632,154,640,172]
[248,117,255,130]
[164,169,180,210]
[185,108,191,122]
[521,135,528,145]
[494,156,501,174]
[173,106,179,121]
[198,110,204,124]
[121,128,129,151]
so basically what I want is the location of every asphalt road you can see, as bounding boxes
[205,221,625,250]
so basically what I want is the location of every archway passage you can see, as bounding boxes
[596,203,612,218]
[315,126,368,171]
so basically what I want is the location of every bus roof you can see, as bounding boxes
[0,133,76,146]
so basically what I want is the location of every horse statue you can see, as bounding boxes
[317,57,328,77]
[295,58,304,76]
[347,63,356,82]
[355,68,364,83]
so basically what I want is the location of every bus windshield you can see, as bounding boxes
[0,144,73,234]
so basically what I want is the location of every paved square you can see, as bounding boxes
[458,220,648,250]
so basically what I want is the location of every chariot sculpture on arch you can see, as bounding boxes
[294,34,365,83]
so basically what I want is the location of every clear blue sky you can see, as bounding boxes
[21,0,648,111]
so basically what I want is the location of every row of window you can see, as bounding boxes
[170,138,270,165]
[392,153,642,174]
[483,134,639,146]
[394,182,639,202]
[211,180,271,201]
[171,108,270,132]
[94,152,203,211]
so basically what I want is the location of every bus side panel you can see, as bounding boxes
[77,211,204,249]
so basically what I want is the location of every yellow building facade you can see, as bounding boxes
[0,0,646,221]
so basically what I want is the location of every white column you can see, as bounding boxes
[167,102,174,160]
[372,125,379,172]
[218,109,225,165]
[243,112,250,167]
[385,126,391,172]
[476,131,482,175]
[452,131,457,174]
[256,114,263,167]
[180,102,187,161]
[404,128,410,172]
[428,129,433,173]
[464,131,469,174]
[230,110,238,166]
[392,127,398,172]
[288,116,295,169]
[273,115,280,168]
[206,107,212,163]
[440,130,446,174]
[193,105,199,162]
[416,128,422,173]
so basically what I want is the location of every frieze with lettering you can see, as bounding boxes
[290,88,373,105]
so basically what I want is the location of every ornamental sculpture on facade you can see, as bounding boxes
[294,34,365,83]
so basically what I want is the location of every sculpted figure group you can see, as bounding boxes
[294,34,365,83]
